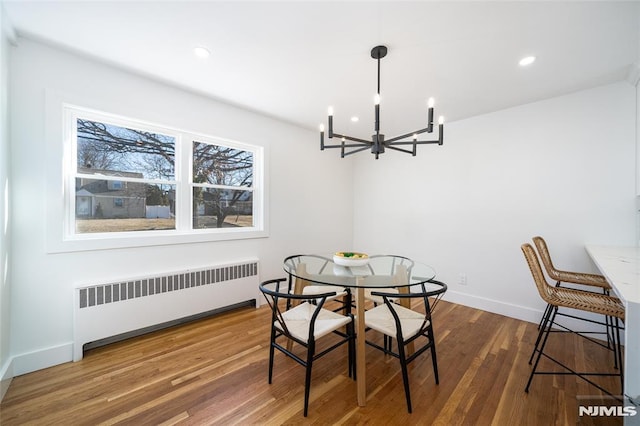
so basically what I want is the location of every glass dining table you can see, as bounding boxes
[283,254,437,406]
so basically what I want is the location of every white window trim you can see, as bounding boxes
[45,92,268,253]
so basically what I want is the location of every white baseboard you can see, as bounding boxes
[443,290,543,324]
[0,357,14,402]
[443,290,617,343]
[11,343,73,376]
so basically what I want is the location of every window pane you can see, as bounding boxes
[192,188,253,229]
[77,119,175,180]
[192,141,253,187]
[75,178,175,233]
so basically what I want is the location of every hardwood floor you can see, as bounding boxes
[0,300,623,425]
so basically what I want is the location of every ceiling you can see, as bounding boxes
[3,1,640,139]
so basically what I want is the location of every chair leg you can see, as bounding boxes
[607,315,619,369]
[529,303,554,365]
[614,317,624,394]
[396,339,413,413]
[537,303,552,331]
[348,321,356,380]
[535,282,559,331]
[428,326,439,385]
[526,307,558,393]
[344,291,353,316]
[303,343,314,417]
[268,330,276,384]
[600,289,617,369]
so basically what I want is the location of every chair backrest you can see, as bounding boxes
[521,243,556,304]
[532,236,561,281]
[259,278,338,342]
[371,279,447,338]
[366,255,415,277]
[283,254,333,297]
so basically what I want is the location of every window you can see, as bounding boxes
[192,141,254,229]
[73,116,176,233]
[109,181,123,190]
[63,105,264,244]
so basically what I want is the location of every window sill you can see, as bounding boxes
[47,228,269,253]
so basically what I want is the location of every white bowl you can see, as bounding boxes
[333,252,369,267]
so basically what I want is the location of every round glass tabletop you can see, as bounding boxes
[283,254,436,289]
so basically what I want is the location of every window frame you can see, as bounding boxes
[189,139,257,231]
[50,103,267,253]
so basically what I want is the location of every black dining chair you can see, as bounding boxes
[259,278,355,417]
[364,279,447,413]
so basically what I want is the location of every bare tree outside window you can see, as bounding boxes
[66,107,262,241]
[192,141,254,229]
[75,119,176,233]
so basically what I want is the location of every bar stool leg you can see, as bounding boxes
[529,303,554,365]
[526,307,558,392]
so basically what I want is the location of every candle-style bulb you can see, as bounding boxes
[413,133,417,141]
[374,94,381,105]
[428,97,435,108]
[319,124,325,132]
[328,106,334,116]
[438,116,445,125]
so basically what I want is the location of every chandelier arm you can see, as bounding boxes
[331,133,374,145]
[389,140,441,146]
[342,145,372,157]
[385,145,415,155]
[384,127,432,144]
[323,143,371,149]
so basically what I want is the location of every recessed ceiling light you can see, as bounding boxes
[194,46,211,59]
[351,116,359,122]
[519,56,536,67]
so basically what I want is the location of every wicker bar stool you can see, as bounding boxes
[531,236,619,367]
[521,243,625,398]
[533,236,611,291]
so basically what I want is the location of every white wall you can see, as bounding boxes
[0,1,14,399]
[353,82,637,323]
[8,37,354,375]
[6,37,637,379]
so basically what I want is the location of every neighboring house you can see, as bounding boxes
[76,168,147,219]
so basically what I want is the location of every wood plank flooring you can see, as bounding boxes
[0,300,623,425]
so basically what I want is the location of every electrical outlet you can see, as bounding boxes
[458,273,467,286]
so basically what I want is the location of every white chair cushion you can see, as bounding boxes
[364,303,428,340]
[276,302,352,343]
[364,287,399,305]
[302,285,348,300]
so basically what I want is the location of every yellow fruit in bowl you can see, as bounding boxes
[335,252,369,259]
[333,252,369,266]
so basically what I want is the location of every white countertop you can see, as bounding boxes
[586,245,640,417]
[585,245,640,306]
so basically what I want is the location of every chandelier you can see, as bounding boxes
[319,45,444,159]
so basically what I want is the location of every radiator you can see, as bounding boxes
[73,258,259,361]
